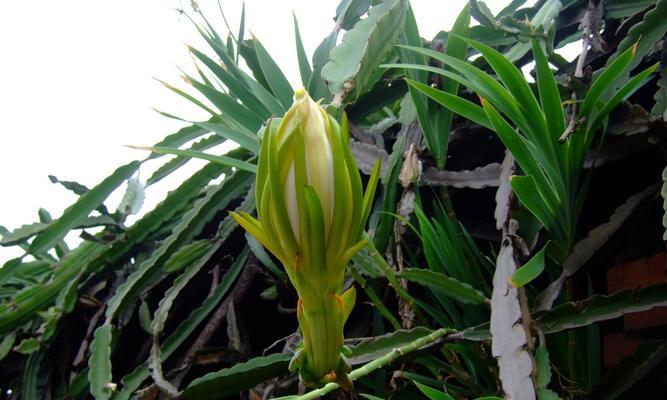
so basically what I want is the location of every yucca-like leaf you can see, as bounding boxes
[400,268,488,305]
[293,13,312,88]
[128,145,258,173]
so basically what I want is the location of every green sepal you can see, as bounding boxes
[292,128,313,275]
[255,118,276,208]
[297,363,321,388]
[340,286,357,325]
[326,114,354,262]
[340,113,364,240]
[334,358,354,390]
[333,239,368,278]
[289,348,305,373]
[303,185,327,278]
[230,212,286,266]
[266,114,298,261]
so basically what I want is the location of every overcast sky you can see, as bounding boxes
[0,0,537,262]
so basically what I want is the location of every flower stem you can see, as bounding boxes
[287,327,457,400]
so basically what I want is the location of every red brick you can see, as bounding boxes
[606,252,667,331]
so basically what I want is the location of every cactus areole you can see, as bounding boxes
[232,88,380,387]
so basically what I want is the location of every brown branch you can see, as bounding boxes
[575,0,605,78]
[170,256,261,388]
[207,264,220,298]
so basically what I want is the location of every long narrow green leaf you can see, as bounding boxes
[188,46,274,119]
[237,2,245,61]
[189,47,282,119]
[581,44,637,117]
[251,37,294,109]
[398,4,436,164]
[159,78,218,116]
[401,268,488,305]
[481,99,559,209]
[186,74,263,132]
[405,79,492,129]
[129,145,257,173]
[430,3,471,169]
[511,175,564,244]
[29,161,139,255]
[531,40,566,162]
[463,37,558,171]
[293,13,312,88]
[373,131,405,251]
[146,134,227,186]
[509,243,549,288]
[384,63,475,92]
[414,381,455,400]
[586,62,660,138]
[151,122,210,156]
[194,120,259,154]
[396,45,523,127]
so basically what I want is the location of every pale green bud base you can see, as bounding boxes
[289,291,354,388]
[289,346,352,389]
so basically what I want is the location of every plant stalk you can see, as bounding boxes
[288,327,457,399]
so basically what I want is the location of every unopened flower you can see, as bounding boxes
[232,88,380,386]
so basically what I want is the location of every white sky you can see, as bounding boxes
[0,0,534,262]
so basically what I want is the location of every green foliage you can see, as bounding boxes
[88,325,113,400]
[395,38,658,254]
[322,0,408,103]
[1,1,665,399]
[182,353,291,399]
[401,268,488,305]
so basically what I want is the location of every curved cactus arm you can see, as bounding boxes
[321,0,408,103]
